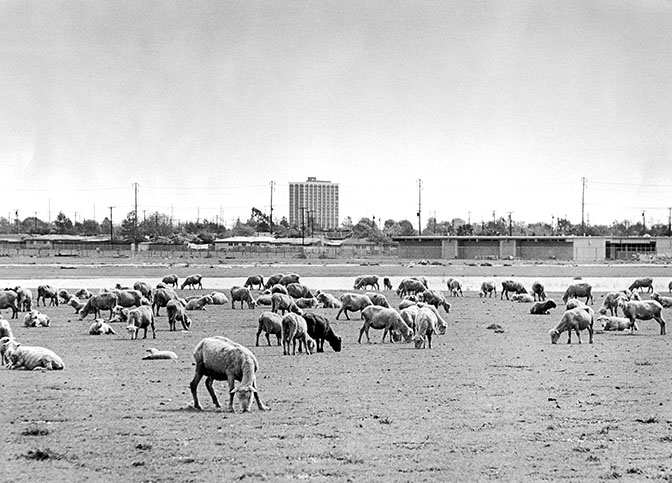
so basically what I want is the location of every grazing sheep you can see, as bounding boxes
[629,277,654,293]
[181,274,203,290]
[446,278,463,297]
[244,275,264,291]
[133,281,153,302]
[75,288,93,299]
[15,287,32,311]
[396,278,427,297]
[190,336,267,412]
[256,311,283,346]
[618,297,666,335]
[354,275,380,291]
[651,292,672,308]
[36,285,59,307]
[286,283,314,299]
[512,293,535,303]
[597,315,634,332]
[530,299,557,315]
[599,292,626,316]
[501,280,528,300]
[23,310,50,328]
[562,282,594,305]
[79,293,119,320]
[358,306,414,344]
[366,292,390,308]
[125,305,156,340]
[279,273,301,286]
[88,319,116,335]
[281,313,316,355]
[271,293,302,316]
[398,296,418,310]
[400,304,420,331]
[302,312,342,353]
[413,306,441,349]
[142,348,178,360]
[4,340,64,370]
[479,281,497,298]
[336,293,373,320]
[295,297,318,310]
[418,289,451,313]
[152,288,179,316]
[264,273,284,290]
[316,292,341,309]
[230,286,257,309]
[383,277,393,290]
[185,295,213,311]
[111,289,146,308]
[255,294,273,306]
[531,281,547,301]
[549,306,594,344]
[0,290,20,319]
[162,274,179,288]
[270,284,288,295]
[209,292,229,305]
[166,300,191,331]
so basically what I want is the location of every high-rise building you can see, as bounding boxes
[288,177,339,230]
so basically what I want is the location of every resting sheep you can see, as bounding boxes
[295,297,318,310]
[255,294,273,306]
[530,299,557,315]
[185,295,213,311]
[75,288,93,299]
[142,348,178,360]
[23,310,50,328]
[597,315,634,332]
[358,306,413,344]
[209,292,229,305]
[617,297,666,335]
[3,339,64,370]
[88,319,116,335]
[282,313,316,355]
[256,311,283,346]
[512,293,534,303]
[302,312,342,352]
[316,292,341,309]
[336,293,373,320]
[286,283,314,299]
[190,336,268,412]
[549,306,594,344]
[501,280,528,300]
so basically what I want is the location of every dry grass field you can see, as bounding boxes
[2,259,672,482]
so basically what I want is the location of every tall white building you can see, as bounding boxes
[288,177,339,230]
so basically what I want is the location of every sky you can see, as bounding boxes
[1,0,672,229]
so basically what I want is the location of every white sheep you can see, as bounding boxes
[190,336,268,412]
[358,306,414,344]
[4,340,64,370]
[651,292,672,308]
[68,298,85,313]
[316,292,341,309]
[597,315,634,332]
[281,313,316,355]
[209,292,229,305]
[0,333,15,365]
[142,348,178,360]
[413,305,446,349]
[512,293,535,303]
[549,306,594,344]
[0,318,13,339]
[400,304,420,332]
[256,311,283,346]
[185,295,213,311]
[88,319,116,335]
[23,310,50,328]
[617,297,666,335]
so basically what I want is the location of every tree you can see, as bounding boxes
[78,219,101,236]
[54,212,73,234]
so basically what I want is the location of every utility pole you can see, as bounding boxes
[507,212,513,236]
[300,207,305,246]
[15,210,19,234]
[668,207,671,237]
[133,182,139,238]
[109,206,114,245]
[416,179,422,235]
[642,211,646,233]
[269,181,275,235]
[467,211,471,225]
[581,177,587,233]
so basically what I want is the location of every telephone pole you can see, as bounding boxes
[269,181,275,234]
[581,177,587,233]
[133,182,139,237]
[507,212,513,236]
[416,179,422,235]
[668,207,671,237]
[109,206,114,245]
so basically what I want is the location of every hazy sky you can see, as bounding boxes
[2,1,672,228]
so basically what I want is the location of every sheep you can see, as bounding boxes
[185,295,213,311]
[256,294,273,306]
[75,288,93,299]
[181,274,203,290]
[162,274,179,288]
[669,280,672,294]
[512,293,535,303]
[14,286,32,311]
[396,278,427,297]
[36,285,59,307]
[565,299,588,310]
[316,291,341,309]
[479,281,497,298]
[133,281,153,302]
[279,273,301,286]
[446,278,463,297]
[354,275,379,291]
[270,284,288,295]
[111,289,147,308]
[125,305,156,340]
[58,289,73,304]
[400,304,420,331]
[413,306,440,349]
[398,296,418,310]
[597,315,634,332]
[244,275,264,291]
[209,292,229,305]
[295,297,318,310]
[549,306,594,344]
[599,292,625,316]
[271,293,302,316]
[531,281,547,301]
[4,340,64,370]
[230,286,257,309]
[190,336,268,412]
[68,298,85,313]
[383,277,393,290]
[651,292,672,308]
[0,318,13,339]
[264,273,284,289]
[0,290,19,319]
[501,280,527,300]
[88,319,116,335]
[562,282,594,305]
[530,299,557,315]
[142,348,178,360]
[152,288,179,316]
[281,313,316,355]
[629,277,654,293]
[617,297,666,335]
[166,300,191,331]
[366,292,390,308]
[418,289,451,313]
[358,306,414,344]
[79,292,119,320]
[302,312,342,353]
[23,310,50,328]
[256,311,283,346]
[286,283,314,299]
[336,293,373,320]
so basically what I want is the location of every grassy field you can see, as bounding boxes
[2,259,672,482]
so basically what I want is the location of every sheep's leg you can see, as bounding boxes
[575,327,582,344]
[190,372,204,410]
[588,326,594,343]
[265,332,272,346]
[204,377,222,409]
[225,379,236,412]
[358,323,369,344]
[566,329,572,344]
[427,333,432,349]
[151,320,156,339]
[382,328,388,343]
[275,334,281,346]
[656,315,666,335]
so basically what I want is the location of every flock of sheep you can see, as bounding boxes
[1,272,671,412]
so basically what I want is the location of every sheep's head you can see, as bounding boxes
[442,301,451,313]
[232,384,256,412]
[549,328,560,344]
[547,300,557,310]
[328,335,342,352]
[305,337,316,355]
[290,304,303,316]
[248,299,257,309]
[402,327,414,342]
[413,335,425,349]
[126,324,138,338]
[651,292,661,302]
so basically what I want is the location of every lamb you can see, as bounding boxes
[651,292,672,308]
[244,275,264,291]
[617,297,666,335]
[88,319,116,335]
[125,305,156,340]
[162,274,179,288]
[142,348,178,360]
[530,299,557,315]
[316,292,341,309]
[597,315,634,332]
[501,280,528,300]
[166,300,191,331]
[185,295,213,311]
[383,277,393,290]
[479,281,497,298]
[562,282,594,305]
[209,292,229,305]
[549,306,594,344]
[256,311,283,346]
[36,284,59,307]
[629,277,654,293]
[230,286,257,309]
[181,274,203,290]
[68,298,85,313]
[282,313,317,355]
[4,340,64,370]
[366,292,390,308]
[531,281,547,301]
[302,312,342,352]
[190,336,268,412]
[23,310,50,327]
[512,293,534,303]
[358,306,414,344]
[336,293,373,320]
[295,297,318,310]
[271,293,303,315]
[354,275,379,291]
